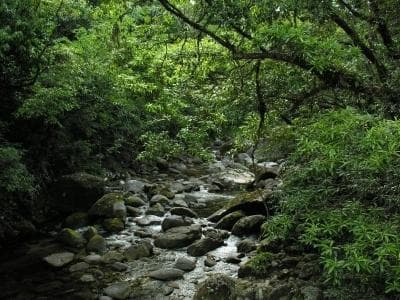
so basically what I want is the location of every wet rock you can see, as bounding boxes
[215,210,245,231]
[171,199,189,208]
[134,229,152,238]
[193,274,236,300]
[231,215,265,236]
[86,234,106,253]
[208,190,270,222]
[102,251,124,263]
[69,261,89,272]
[174,257,196,271]
[50,172,105,214]
[112,262,129,271]
[150,194,170,206]
[88,193,126,219]
[237,239,257,253]
[126,206,141,217]
[187,237,224,257]
[210,169,254,191]
[83,226,98,240]
[170,207,198,218]
[146,203,165,217]
[125,195,146,207]
[124,241,153,260]
[104,282,131,300]
[203,228,230,240]
[64,212,89,229]
[204,255,217,267]
[43,252,74,267]
[124,179,145,193]
[148,268,185,281]
[154,225,202,249]
[161,215,194,231]
[57,228,86,248]
[103,218,125,233]
[225,255,241,264]
[135,215,162,226]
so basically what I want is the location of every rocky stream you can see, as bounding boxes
[0,151,324,300]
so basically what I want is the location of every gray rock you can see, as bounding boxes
[134,230,152,238]
[69,262,89,272]
[83,254,102,264]
[171,199,188,208]
[187,237,224,257]
[124,179,145,193]
[225,255,241,264]
[254,161,280,182]
[124,241,153,260]
[215,210,245,231]
[135,215,162,226]
[86,234,106,254]
[126,205,141,217]
[236,153,253,166]
[80,274,95,282]
[204,228,230,240]
[231,215,266,236]
[148,268,185,281]
[102,251,124,263]
[154,225,202,249]
[170,207,198,218]
[99,296,113,300]
[237,239,257,253]
[204,255,217,267]
[174,257,196,271]
[112,262,129,271]
[43,252,75,267]
[193,274,236,300]
[146,203,165,217]
[161,215,194,231]
[104,282,131,300]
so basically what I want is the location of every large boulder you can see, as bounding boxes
[193,274,236,300]
[254,162,280,181]
[208,190,270,223]
[124,241,153,261]
[187,237,225,257]
[170,207,198,218]
[89,193,126,219]
[174,257,196,271]
[103,218,125,233]
[161,215,194,231]
[50,172,105,214]
[154,225,202,249]
[86,234,107,254]
[231,215,266,236]
[215,210,245,231]
[209,169,254,191]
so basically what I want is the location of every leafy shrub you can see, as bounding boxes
[262,108,400,294]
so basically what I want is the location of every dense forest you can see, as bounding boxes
[1,0,400,299]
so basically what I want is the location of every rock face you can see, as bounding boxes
[215,210,245,231]
[170,207,198,218]
[154,225,202,249]
[161,215,194,231]
[148,268,185,281]
[50,172,105,213]
[231,215,266,236]
[187,237,225,257]
[43,252,75,267]
[193,274,236,300]
[208,190,270,223]
[89,193,126,219]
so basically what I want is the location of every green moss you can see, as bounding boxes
[103,218,124,233]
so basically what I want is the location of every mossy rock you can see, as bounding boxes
[238,252,273,278]
[64,212,89,229]
[58,228,86,248]
[125,195,146,207]
[83,226,98,240]
[208,190,270,222]
[103,218,124,233]
[86,234,106,254]
[193,274,236,300]
[88,193,126,219]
